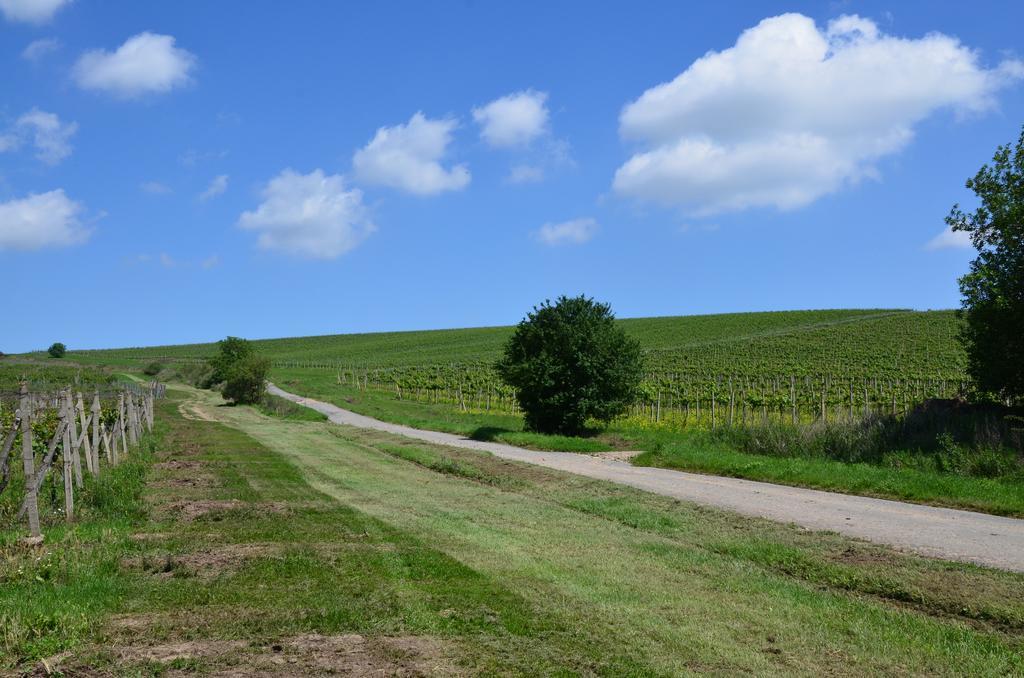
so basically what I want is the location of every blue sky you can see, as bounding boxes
[2,0,1022,352]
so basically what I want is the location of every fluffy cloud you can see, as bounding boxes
[238,169,375,259]
[353,112,470,195]
[0,0,70,24]
[613,13,1024,214]
[926,226,973,251]
[22,37,60,61]
[0,190,88,251]
[73,32,196,98]
[16,109,77,164]
[535,218,597,246]
[199,174,229,201]
[0,108,77,164]
[473,90,549,148]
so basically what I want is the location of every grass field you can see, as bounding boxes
[4,385,1022,674]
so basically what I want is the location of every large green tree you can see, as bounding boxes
[208,336,268,404]
[496,296,644,435]
[947,126,1024,403]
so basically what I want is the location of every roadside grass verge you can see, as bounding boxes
[631,428,1024,517]
[270,368,1024,516]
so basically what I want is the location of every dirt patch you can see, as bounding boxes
[166,499,244,521]
[594,450,644,462]
[831,546,903,568]
[178,401,217,423]
[122,544,281,579]
[154,460,205,471]
[72,633,449,676]
[164,499,292,522]
[234,633,448,676]
[153,475,217,489]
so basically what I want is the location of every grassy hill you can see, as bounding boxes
[64,308,965,379]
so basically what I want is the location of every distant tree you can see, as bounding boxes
[142,361,164,376]
[47,342,66,359]
[496,296,644,435]
[947,126,1024,403]
[208,336,256,384]
[222,355,271,405]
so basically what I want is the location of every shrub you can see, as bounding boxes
[47,343,66,359]
[496,296,644,435]
[222,355,270,405]
[208,336,256,385]
[142,361,163,377]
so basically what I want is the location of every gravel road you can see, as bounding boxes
[268,384,1024,572]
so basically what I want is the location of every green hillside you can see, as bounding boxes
[66,308,965,379]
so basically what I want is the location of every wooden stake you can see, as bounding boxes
[20,383,41,538]
[61,400,74,522]
[66,392,83,488]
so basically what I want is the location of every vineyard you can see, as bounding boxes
[0,377,162,537]
[58,309,967,426]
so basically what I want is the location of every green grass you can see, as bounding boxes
[195,386,1024,675]
[4,384,1023,674]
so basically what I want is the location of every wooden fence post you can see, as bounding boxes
[77,392,96,477]
[126,392,138,446]
[118,394,128,455]
[19,383,41,538]
[65,391,84,488]
[60,398,74,522]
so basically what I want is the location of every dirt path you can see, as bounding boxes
[267,383,1024,573]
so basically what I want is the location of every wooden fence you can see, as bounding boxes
[0,381,164,540]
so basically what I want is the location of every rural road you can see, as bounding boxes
[268,384,1024,572]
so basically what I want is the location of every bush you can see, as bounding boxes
[142,361,163,377]
[209,336,256,385]
[176,362,215,388]
[496,296,644,435]
[47,343,66,359]
[222,355,270,405]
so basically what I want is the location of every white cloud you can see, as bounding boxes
[0,108,77,164]
[614,13,1024,214]
[16,108,76,164]
[238,169,375,259]
[0,0,70,24]
[534,218,598,246]
[22,37,60,61]
[472,90,549,148]
[159,253,176,268]
[926,225,973,251]
[199,174,228,201]
[353,112,470,195]
[507,164,544,184]
[140,181,172,195]
[73,32,197,98]
[0,190,88,251]
[200,255,220,269]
